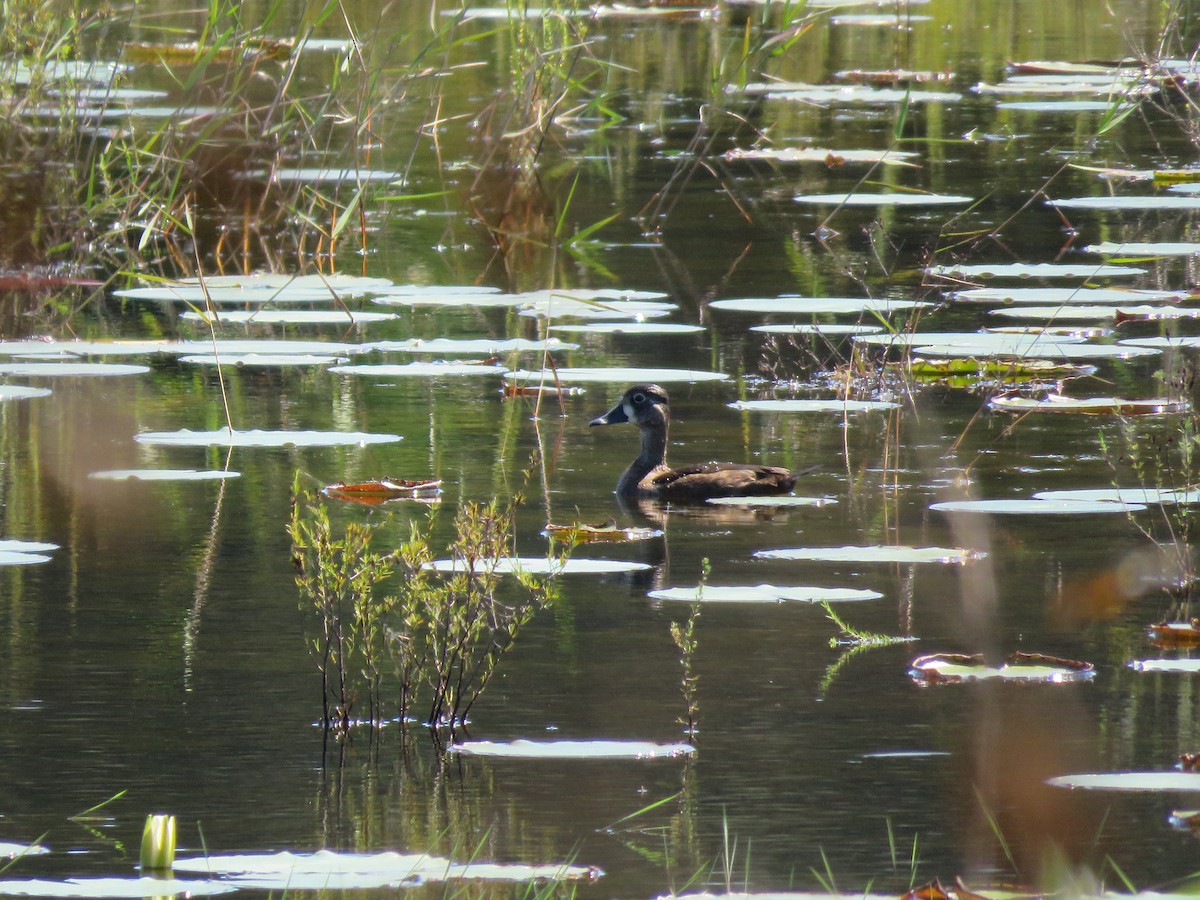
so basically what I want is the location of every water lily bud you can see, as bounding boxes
[140,813,176,872]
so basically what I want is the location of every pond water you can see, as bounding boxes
[2,0,1200,896]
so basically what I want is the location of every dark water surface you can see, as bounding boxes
[2,0,1200,896]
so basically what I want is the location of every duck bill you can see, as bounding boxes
[590,399,629,427]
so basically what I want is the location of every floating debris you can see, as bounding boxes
[988,394,1190,415]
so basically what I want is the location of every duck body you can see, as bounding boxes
[589,384,798,500]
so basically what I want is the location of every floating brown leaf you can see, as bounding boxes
[544,519,662,544]
[322,478,442,506]
[1149,620,1200,648]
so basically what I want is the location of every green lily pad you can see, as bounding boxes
[329,362,507,377]
[505,367,727,383]
[1047,772,1200,792]
[172,850,598,887]
[0,878,235,898]
[910,652,1095,685]
[1084,241,1200,256]
[648,584,882,603]
[1033,487,1200,504]
[546,322,705,335]
[751,323,884,335]
[794,192,973,206]
[926,262,1145,278]
[930,499,1146,514]
[1129,659,1200,673]
[180,310,398,324]
[0,386,51,400]
[990,395,1190,415]
[0,844,47,859]
[89,469,240,482]
[163,340,363,356]
[754,545,984,564]
[1047,196,1200,210]
[424,557,650,574]
[365,338,576,353]
[0,363,148,377]
[913,341,1158,361]
[724,147,919,166]
[447,739,694,759]
[727,399,899,412]
[180,354,348,367]
[953,287,1187,304]
[134,429,401,448]
[710,297,927,315]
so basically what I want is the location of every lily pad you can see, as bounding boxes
[89,469,240,482]
[1047,772,1200,792]
[0,340,171,357]
[727,399,899,412]
[177,273,395,291]
[424,557,650,575]
[0,386,51,400]
[163,340,363,358]
[988,305,1192,322]
[705,496,836,508]
[0,540,58,554]
[1120,336,1200,349]
[504,367,727,384]
[447,739,694,759]
[952,287,1187,304]
[751,323,883,335]
[0,551,52,566]
[854,330,1088,350]
[172,850,598,887]
[0,844,47,859]
[180,310,398,324]
[134,429,401,448]
[998,100,1124,111]
[1047,196,1200,210]
[989,395,1190,415]
[930,499,1146,514]
[0,363,149,377]
[329,362,507,377]
[1148,622,1200,647]
[322,479,441,504]
[1032,487,1200,504]
[1129,659,1200,673]
[926,262,1145,278]
[365,338,575,354]
[794,192,973,206]
[1084,241,1200,256]
[647,584,883,603]
[517,296,676,320]
[115,285,364,303]
[724,147,919,166]
[902,357,1092,378]
[909,651,1095,685]
[912,341,1158,361]
[546,322,705,335]
[179,354,348,367]
[0,878,234,898]
[754,545,984,564]
[709,297,927,315]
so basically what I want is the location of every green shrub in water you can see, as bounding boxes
[289,473,560,737]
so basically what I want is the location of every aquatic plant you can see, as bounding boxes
[289,465,561,737]
[669,558,706,740]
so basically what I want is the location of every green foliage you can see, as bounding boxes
[289,472,561,737]
[669,558,707,739]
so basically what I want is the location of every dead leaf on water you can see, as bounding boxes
[323,479,442,505]
[544,519,662,544]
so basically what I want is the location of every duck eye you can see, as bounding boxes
[632,392,645,404]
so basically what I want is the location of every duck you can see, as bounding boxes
[589,384,798,499]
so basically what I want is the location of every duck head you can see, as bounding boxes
[589,384,670,431]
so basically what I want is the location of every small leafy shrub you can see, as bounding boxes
[289,474,561,738]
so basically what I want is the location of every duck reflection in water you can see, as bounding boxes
[589,384,798,501]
